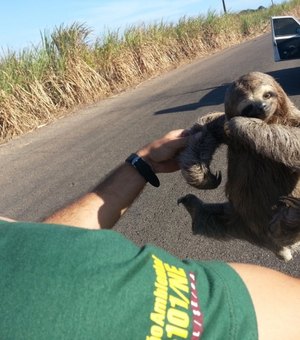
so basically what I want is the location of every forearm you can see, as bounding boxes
[43,162,147,229]
[43,129,187,230]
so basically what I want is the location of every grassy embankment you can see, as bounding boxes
[0,0,300,143]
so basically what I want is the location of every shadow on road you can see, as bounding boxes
[268,67,300,96]
[154,84,229,115]
[154,66,300,115]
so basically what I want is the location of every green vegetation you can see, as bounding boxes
[0,0,299,142]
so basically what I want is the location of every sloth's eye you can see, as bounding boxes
[263,92,273,99]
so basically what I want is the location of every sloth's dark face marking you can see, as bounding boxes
[241,102,267,118]
[235,86,278,120]
[241,91,277,118]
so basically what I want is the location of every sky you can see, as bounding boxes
[0,0,280,52]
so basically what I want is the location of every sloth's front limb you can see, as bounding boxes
[179,112,226,189]
[179,131,222,189]
[225,117,300,170]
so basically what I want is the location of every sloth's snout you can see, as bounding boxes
[255,101,268,112]
[242,102,267,118]
[254,101,269,118]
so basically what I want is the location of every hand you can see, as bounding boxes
[137,129,189,173]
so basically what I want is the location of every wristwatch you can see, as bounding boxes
[126,153,160,187]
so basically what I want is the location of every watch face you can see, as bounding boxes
[132,156,141,166]
[126,153,139,164]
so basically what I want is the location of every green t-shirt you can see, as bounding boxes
[0,222,257,339]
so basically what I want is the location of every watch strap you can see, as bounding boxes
[126,153,160,187]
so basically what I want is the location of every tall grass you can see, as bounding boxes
[0,0,299,142]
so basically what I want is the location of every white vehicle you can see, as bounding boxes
[271,15,300,61]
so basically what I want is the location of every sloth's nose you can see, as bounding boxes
[255,102,267,112]
[241,102,267,118]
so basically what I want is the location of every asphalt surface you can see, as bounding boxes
[0,33,300,276]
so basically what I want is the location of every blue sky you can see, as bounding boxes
[1,0,280,52]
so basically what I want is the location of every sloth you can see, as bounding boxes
[178,71,300,261]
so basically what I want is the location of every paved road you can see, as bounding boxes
[1,33,300,276]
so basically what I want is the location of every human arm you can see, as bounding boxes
[225,117,300,170]
[229,263,300,340]
[43,129,188,229]
[0,216,16,222]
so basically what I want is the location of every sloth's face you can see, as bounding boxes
[236,85,278,120]
[225,72,281,121]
